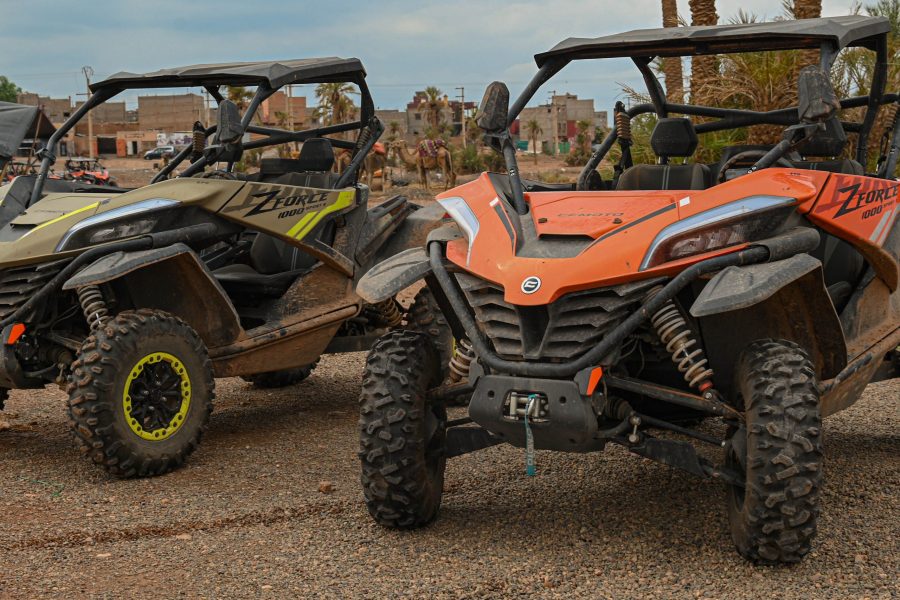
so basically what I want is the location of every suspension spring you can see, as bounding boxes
[77,285,109,331]
[648,295,714,391]
[191,125,206,163]
[448,338,475,382]
[615,110,632,142]
[374,299,403,328]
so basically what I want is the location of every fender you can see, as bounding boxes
[63,244,242,347]
[356,224,462,303]
[692,254,847,385]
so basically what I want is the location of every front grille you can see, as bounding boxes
[0,259,69,320]
[456,272,661,361]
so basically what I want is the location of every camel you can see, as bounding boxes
[333,147,388,190]
[387,140,455,190]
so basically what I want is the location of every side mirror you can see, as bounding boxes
[797,66,840,124]
[475,81,510,133]
[216,100,244,143]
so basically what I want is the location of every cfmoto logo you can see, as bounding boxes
[521,276,542,294]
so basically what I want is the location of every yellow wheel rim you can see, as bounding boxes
[122,352,191,441]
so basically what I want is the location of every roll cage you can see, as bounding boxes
[492,15,898,214]
[30,58,380,204]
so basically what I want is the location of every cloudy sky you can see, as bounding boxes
[2,0,860,113]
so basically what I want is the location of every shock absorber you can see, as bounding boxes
[191,121,206,163]
[77,285,109,331]
[448,338,475,382]
[647,292,714,392]
[374,299,403,328]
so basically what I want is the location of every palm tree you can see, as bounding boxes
[689,0,719,105]
[387,121,401,141]
[313,82,357,126]
[791,0,823,74]
[423,86,446,131]
[661,0,684,103]
[524,119,543,163]
[226,86,254,110]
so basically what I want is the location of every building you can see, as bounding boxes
[518,94,609,154]
[375,109,407,139]
[74,100,128,124]
[138,93,207,132]
[16,92,74,123]
[403,91,476,142]
[259,91,306,127]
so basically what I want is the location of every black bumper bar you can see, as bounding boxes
[427,228,820,378]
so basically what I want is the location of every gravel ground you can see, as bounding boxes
[0,353,896,599]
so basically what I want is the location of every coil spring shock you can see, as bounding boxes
[77,285,109,331]
[448,338,474,382]
[615,110,632,141]
[648,293,714,391]
[374,299,403,328]
[191,124,206,163]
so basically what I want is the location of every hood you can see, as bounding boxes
[438,171,827,305]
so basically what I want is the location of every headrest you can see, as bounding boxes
[796,117,847,157]
[297,138,335,172]
[650,118,698,157]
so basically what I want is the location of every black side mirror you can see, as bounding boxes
[475,82,510,133]
[216,100,244,143]
[797,66,840,124]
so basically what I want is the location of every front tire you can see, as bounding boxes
[359,331,446,528]
[726,339,823,563]
[67,309,214,478]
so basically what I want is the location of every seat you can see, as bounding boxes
[617,118,709,191]
[214,138,342,297]
[794,117,864,175]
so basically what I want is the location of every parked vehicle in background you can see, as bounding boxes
[355,16,899,564]
[0,57,442,479]
[144,145,176,160]
[64,157,115,186]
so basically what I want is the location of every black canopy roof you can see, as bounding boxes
[535,15,891,66]
[90,57,366,92]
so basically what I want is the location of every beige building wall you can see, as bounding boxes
[138,94,206,132]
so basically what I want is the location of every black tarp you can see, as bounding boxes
[0,101,56,161]
[535,15,891,66]
[91,57,366,92]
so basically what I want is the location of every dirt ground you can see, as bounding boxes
[0,356,897,599]
[0,161,895,598]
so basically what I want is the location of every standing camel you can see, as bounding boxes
[387,140,455,190]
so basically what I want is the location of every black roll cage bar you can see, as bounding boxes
[495,31,896,215]
[30,72,379,204]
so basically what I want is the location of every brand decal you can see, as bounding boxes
[223,188,332,219]
[833,182,899,219]
[558,212,625,217]
[521,276,541,294]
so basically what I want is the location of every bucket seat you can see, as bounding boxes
[616,118,709,191]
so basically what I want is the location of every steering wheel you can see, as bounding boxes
[717,150,794,184]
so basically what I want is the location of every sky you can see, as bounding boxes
[1,0,861,115]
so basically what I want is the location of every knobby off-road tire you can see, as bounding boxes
[406,287,454,379]
[67,309,214,478]
[359,331,446,529]
[726,339,823,563]
[242,360,318,389]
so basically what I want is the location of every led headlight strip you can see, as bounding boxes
[438,196,480,266]
[55,198,180,252]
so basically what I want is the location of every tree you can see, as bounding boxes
[661,0,685,103]
[423,86,446,131]
[313,82,357,126]
[689,0,719,105]
[791,0,823,74]
[524,118,543,164]
[0,76,20,103]
[226,86,254,110]
[387,120,401,141]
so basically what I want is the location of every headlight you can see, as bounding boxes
[56,198,180,252]
[438,196,480,265]
[640,195,796,270]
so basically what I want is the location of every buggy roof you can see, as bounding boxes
[0,102,55,160]
[90,57,366,92]
[535,15,890,66]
